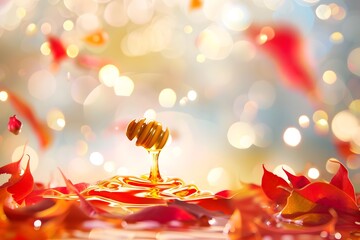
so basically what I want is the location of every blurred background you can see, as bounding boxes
[0,0,359,192]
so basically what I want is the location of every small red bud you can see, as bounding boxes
[8,115,22,135]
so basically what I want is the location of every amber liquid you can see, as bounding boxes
[44,150,213,214]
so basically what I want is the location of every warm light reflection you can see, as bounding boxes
[40,42,51,56]
[221,3,252,31]
[330,32,344,44]
[227,121,256,149]
[113,76,134,96]
[0,91,8,101]
[144,109,157,120]
[348,48,360,77]
[307,167,320,179]
[207,167,230,188]
[63,20,74,31]
[159,88,177,108]
[196,54,206,63]
[322,70,337,84]
[99,64,119,87]
[66,44,79,58]
[312,110,328,122]
[187,90,197,101]
[184,25,193,34]
[332,110,359,142]
[314,118,329,134]
[104,161,115,173]
[283,127,301,147]
[89,151,104,166]
[33,219,42,230]
[298,115,310,128]
[197,25,233,60]
[47,109,66,131]
[349,99,360,113]
[316,4,331,20]
[26,23,37,35]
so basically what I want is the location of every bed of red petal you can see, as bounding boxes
[0,157,359,240]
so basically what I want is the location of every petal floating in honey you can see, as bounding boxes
[124,205,196,224]
[83,29,109,46]
[8,115,22,135]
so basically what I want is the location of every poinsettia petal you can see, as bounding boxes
[58,169,99,216]
[7,160,34,204]
[329,160,356,201]
[295,182,359,215]
[261,165,291,204]
[283,168,310,189]
[0,160,22,188]
[124,205,196,224]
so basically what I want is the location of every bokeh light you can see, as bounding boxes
[322,70,337,85]
[347,48,360,77]
[331,110,359,142]
[197,25,233,60]
[47,109,66,131]
[316,4,331,20]
[227,122,256,149]
[159,88,177,108]
[89,151,104,166]
[99,64,119,87]
[283,127,301,147]
[113,76,134,96]
[307,167,320,179]
[298,115,310,128]
[0,91,8,101]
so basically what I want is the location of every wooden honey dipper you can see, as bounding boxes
[126,118,169,182]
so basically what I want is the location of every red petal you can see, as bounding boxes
[124,205,196,224]
[58,169,99,216]
[261,165,291,204]
[329,160,356,201]
[8,115,22,135]
[295,182,359,215]
[6,89,52,149]
[246,24,320,104]
[47,35,67,64]
[283,168,310,189]
[7,160,34,204]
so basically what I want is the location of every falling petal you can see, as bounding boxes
[5,89,52,149]
[246,24,321,105]
[83,29,109,46]
[46,35,68,71]
[8,115,22,135]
